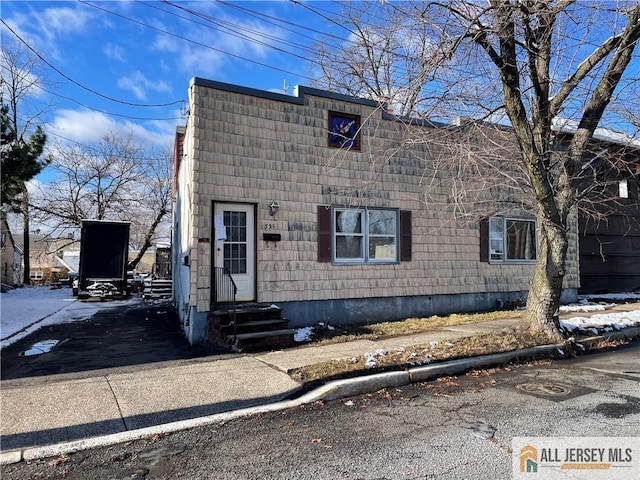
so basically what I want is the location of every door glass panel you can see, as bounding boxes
[223,211,248,274]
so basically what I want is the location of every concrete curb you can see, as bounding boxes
[2,326,639,465]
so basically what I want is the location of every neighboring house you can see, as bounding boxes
[573,140,640,293]
[0,212,23,286]
[172,78,583,344]
[20,232,80,285]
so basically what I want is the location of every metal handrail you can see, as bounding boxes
[213,266,238,344]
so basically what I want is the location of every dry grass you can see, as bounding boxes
[289,307,637,386]
[290,329,550,384]
[310,310,523,345]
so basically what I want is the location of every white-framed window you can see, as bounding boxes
[488,217,537,263]
[30,270,44,280]
[333,207,398,264]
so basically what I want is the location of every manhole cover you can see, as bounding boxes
[516,382,571,396]
[502,378,594,402]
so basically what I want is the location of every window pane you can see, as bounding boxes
[369,237,396,260]
[223,243,247,274]
[490,239,504,261]
[226,212,246,242]
[368,211,396,235]
[506,220,537,260]
[489,217,503,238]
[336,210,362,233]
[335,236,363,259]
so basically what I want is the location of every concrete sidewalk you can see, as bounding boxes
[2,303,639,461]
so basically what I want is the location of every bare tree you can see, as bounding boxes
[1,42,52,284]
[311,3,449,117]
[313,1,640,341]
[30,133,172,270]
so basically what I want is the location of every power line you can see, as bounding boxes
[148,1,318,60]
[215,0,348,44]
[34,84,185,121]
[79,0,318,83]
[1,19,184,108]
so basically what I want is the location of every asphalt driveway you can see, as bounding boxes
[0,300,231,380]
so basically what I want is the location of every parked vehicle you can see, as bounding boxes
[77,220,130,299]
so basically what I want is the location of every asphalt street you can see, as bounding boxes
[3,340,638,480]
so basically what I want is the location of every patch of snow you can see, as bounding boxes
[560,303,613,313]
[1,286,138,349]
[294,326,314,343]
[560,310,640,334]
[445,342,455,347]
[375,348,388,356]
[430,341,439,348]
[552,118,640,148]
[344,400,354,407]
[22,339,59,356]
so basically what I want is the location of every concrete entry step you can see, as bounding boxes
[232,329,296,352]
[221,319,290,335]
[208,303,295,352]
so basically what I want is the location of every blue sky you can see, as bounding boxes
[1,1,341,156]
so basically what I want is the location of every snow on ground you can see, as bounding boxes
[294,326,313,342]
[0,285,139,349]
[561,310,640,335]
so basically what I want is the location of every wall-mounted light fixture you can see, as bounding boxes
[268,201,280,216]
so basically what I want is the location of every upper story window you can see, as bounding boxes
[328,111,361,151]
[482,216,537,263]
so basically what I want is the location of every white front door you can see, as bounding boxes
[214,203,255,302]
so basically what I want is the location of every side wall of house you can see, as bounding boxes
[185,79,579,332]
[1,216,19,286]
[173,111,209,343]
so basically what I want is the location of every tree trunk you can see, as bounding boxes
[524,217,568,342]
[126,207,168,271]
[21,191,31,286]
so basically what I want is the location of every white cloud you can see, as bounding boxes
[47,109,173,150]
[39,7,92,36]
[104,43,126,62]
[117,71,173,101]
[148,10,288,78]
[3,5,95,61]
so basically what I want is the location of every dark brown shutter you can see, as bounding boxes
[317,205,332,262]
[479,218,489,262]
[400,210,412,262]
